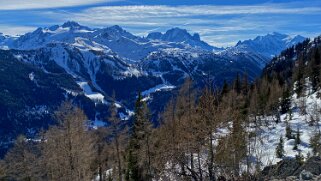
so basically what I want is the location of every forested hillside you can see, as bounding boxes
[1,35,321,180]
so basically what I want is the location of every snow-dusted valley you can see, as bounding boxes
[0,21,305,116]
[1,20,321,181]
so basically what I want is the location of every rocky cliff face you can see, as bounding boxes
[262,157,321,181]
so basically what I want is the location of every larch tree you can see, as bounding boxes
[92,127,109,181]
[198,85,228,180]
[2,135,42,180]
[173,78,201,180]
[107,93,127,181]
[215,88,248,178]
[42,102,95,181]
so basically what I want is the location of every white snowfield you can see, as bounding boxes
[251,82,321,169]
[142,84,176,96]
[77,81,106,104]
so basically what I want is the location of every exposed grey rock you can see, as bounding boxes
[261,158,301,179]
[294,157,321,176]
[261,157,321,180]
[300,170,314,180]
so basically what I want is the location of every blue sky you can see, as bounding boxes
[0,0,320,47]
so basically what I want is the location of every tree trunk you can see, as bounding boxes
[208,134,215,181]
[197,151,203,181]
[115,136,122,181]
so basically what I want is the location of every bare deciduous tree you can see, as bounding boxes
[42,102,95,181]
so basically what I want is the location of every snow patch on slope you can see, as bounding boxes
[142,84,176,96]
[77,81,106,104]
[252,86,321,168]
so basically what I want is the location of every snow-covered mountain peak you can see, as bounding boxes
[107,25,124,32]
[0,22,306,68]
[146,32,162,40]
[0,33,5,41]
[62,21,82,28]
[44,21,92,33]
[163,28,190,41]
[270,31,287,37]
[234,32,306,58]
[97,25,141,41]
[148,27,199,42]
[192,33,201,41]
[250,32,287,42]
[287,35,306,46]
[147,27,219,51]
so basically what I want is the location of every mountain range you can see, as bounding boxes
[0,21,306,154]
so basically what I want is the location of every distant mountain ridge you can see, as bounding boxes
[0,21,307,112]
[234,32,306,58]
[0,22,308,155]
[146,27,221,51]
[0,22,307,105]
[0,21,305,61]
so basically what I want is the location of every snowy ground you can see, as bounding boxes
[252,88,321,168]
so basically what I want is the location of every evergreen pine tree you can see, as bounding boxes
[285,122,293,140]
[221,80,229,96]
[126,92,153,181]
[310,49,321,91]
[233,73,242,94]
[295,150,304,165]
[288,108,293,121]
[280,88,291,114]
[126,93,143,181]
[241,73,249,95]
[276,136,285,158]
[293,127,301,150]
[296,128,301,144]
[293,58,305,96]
[309,132,321,156]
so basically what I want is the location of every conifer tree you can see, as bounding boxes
[295,150,304,164]
[242,73,249,95]
[233,73,242,94]
[288,108,293,121]
[285,122,293,140]
[126,92,153,181]
[309,132,321,156]
[296,127,301,144]
[280,88,291,114]
[215,90,247,177]
[108,92,127,181]
[310,49,321,91]
[0,160,5,180]
[221,79,229,96]
[276,136,285,158]
[293,127,301,150]
[293,58,305,96]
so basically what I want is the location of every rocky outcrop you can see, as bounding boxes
[261,157,321,180]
